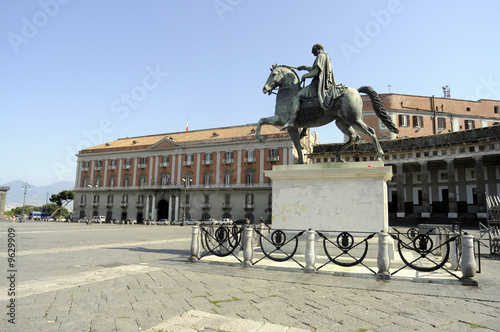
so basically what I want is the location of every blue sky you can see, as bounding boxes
[1,0,499,186]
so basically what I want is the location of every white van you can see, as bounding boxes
[91,216,106,223]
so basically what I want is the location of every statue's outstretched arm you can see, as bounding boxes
[297,65,313,71]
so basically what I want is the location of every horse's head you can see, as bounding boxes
[262,64,300,95]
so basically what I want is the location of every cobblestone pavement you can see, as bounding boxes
[0,221,499,331]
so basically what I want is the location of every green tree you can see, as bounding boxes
[49,190,74,217]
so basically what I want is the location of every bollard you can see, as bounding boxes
[304,229,316,273]
[242,226,253,267]
[188,225,200,262]
[377,231,391,280]
[449,236,460,271]
[461,233,479,286]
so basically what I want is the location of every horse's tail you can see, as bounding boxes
[358,86,399,134]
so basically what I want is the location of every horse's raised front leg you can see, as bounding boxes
[256,115,282,143]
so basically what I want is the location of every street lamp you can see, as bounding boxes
[182,177,192,221]
[21,181,30,222]
[87,184,98,221]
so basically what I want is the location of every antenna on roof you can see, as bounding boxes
[442,85,450,99]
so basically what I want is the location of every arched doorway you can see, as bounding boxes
[158,199,169,220]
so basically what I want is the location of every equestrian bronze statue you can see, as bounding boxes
[256,43,398,164]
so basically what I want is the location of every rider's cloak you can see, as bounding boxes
[314,51,344,110]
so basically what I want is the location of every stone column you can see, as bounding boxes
[175,196,179,221]
[474,157,487,218]
[396,163,405,218]
[447,159,458,218]
[145,195,150,221]
[151,195,156,221]
[420,161,430,218]
[168,195,173,221]
[237,150,242,185]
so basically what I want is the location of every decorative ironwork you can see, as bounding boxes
[253,228,305,267]
[390,228,461,278]
[199,225,243,261]
[316,231,376,273]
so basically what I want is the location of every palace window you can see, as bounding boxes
[223,152,234,164]
[161,155,170,167]
[203,171,212,187]
[412,115,424,128]
[245,150,256,163]
[437,117,447,130]
[398,114,409,127]
[465,120,475,130]
[203,153,213,165]
[223,171,233,186]
[184,154,194,166]
[245,170,255,186]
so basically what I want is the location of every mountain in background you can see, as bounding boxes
[1,180,74,211]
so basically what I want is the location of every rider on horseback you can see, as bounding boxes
[281,43,345,131]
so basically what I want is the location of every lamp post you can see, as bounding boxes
[182,177,192,221]
[87,184,98,221]
[21,181,30,222]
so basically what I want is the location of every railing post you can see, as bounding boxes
[461,233,479,286]
[304,229,316,273]
[449,236,460,270]
[188,225,200,262]
[377,231,391,280]
[242,226,253,267]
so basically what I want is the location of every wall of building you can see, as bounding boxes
[360,93,500,142]
[72,125,313,223]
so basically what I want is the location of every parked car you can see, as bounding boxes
[143,219,156,225]
[200,218,218,225]
[157,219,170,225]
[234,218,250,225]
[91,216,106,223]
[185,219,197,225]
[125,218,137,224]
[171,220,183,225]
[220,218,233,225]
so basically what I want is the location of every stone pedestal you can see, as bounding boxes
[265,161,392,233]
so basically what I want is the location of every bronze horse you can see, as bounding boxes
[256,65,399,163]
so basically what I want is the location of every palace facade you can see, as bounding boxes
[72,124,317,223]
[310,125,500,220]
[360,93,500,141]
